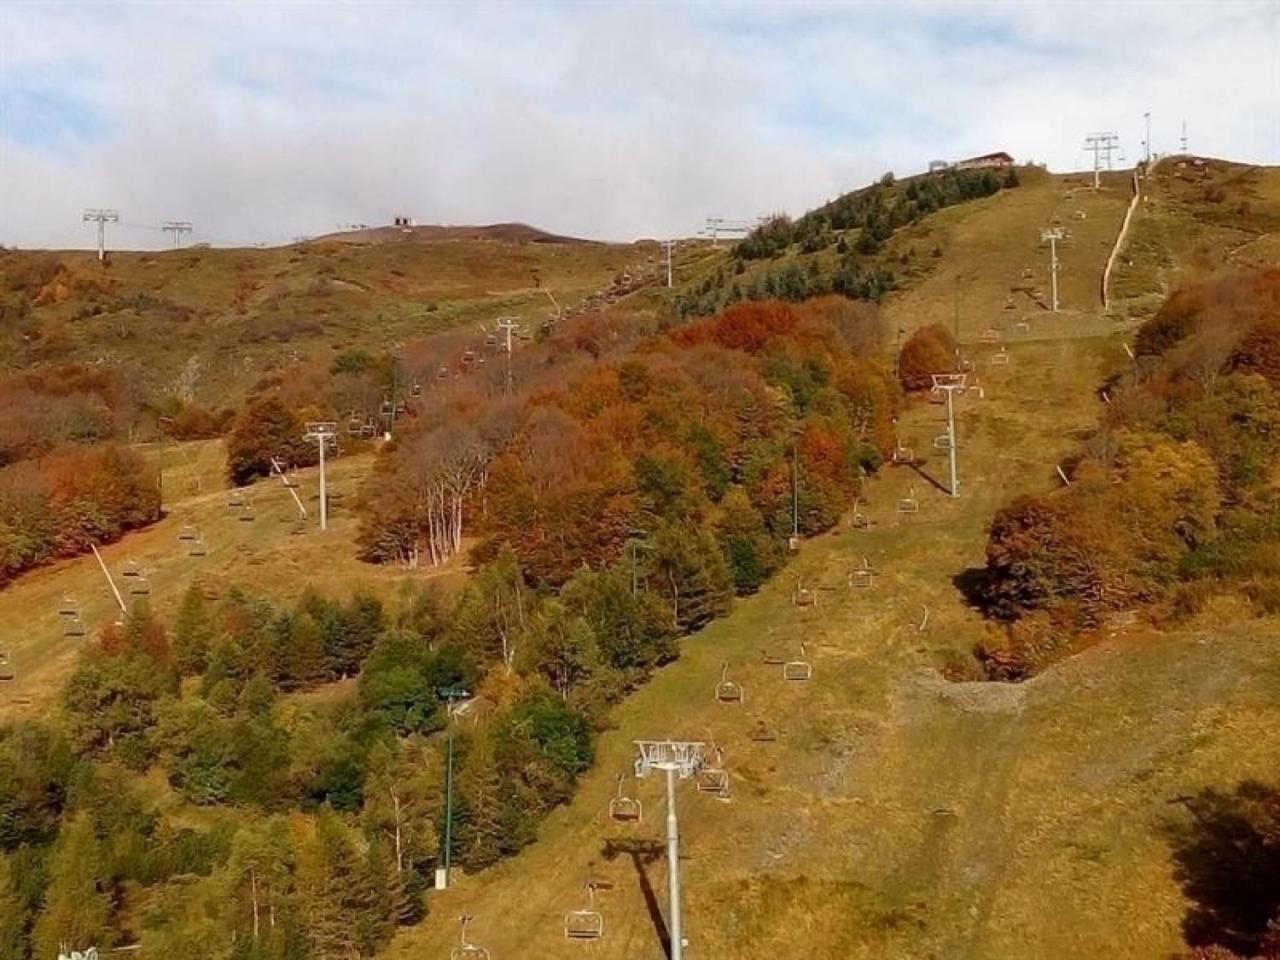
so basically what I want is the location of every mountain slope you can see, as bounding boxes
[384,164,1280,960]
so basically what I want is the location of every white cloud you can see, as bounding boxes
[1,1,1276,249]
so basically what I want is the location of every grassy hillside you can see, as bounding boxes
[1,158,1276,960]
[383,165,1280,960]
[0,439,468,723]
[0,231,654,407]
[1110,157,1280,317]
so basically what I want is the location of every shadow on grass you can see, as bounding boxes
[952,565,994,610]
[1164,782,1280,956]
[905,460,951,497]
[603,837,670,958]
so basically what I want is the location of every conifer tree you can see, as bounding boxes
[0,854,27,960]
[32,814,113,960]
[454,730,507,871]
[173,582,215,675]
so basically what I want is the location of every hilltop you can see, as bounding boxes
[0,231,650,408]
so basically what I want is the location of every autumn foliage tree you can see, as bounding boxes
[897,323,956,391]
[226,395,317,485]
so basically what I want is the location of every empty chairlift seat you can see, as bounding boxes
[696,747,730,798]
[715,662,744,704]
[783,643,813,682]
[451,917,491,960]
[563,885,604,941]
[897,486,920,514]
[608,775,642,823]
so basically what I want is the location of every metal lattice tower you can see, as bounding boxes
[82,208,119,262]
[1082,132,1121,189]
[633,739,705,960]
[162,220,193,248]
[303,422,337,531]
[1040,227,1065,312]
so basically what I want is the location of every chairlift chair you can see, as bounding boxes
[564,884,605,941]
[347,417,363,437]
[981,328,1001,343]
[239,502,255,521]
[177,525,198,542]
[189,540,208,558]
[761,650,786,666]
[783,643,813,682]
[933,433,952,452]
[1013,321,1031,333]
[792,583,817,607]
[227,493,244,509]
[696,748,731,798]
[608,774,642,823]
[130,578,152,597]
[715,662,744,704]
[485,333,498,347]
[120,560,140,579]
[850,556,875,589]
[64,618,86,638]
[990,347,1010,367]
[410,381,422,398]
[0,658,14,682]
[58,596,78,617]
[750,718,777,742]
[897,486,920,514]
[891,440,916,465]
[462,350,476,366]
[451,916,491,960]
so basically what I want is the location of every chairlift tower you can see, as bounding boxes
[931,374,968,498]
[496,316,520,395]
[161,220,193,248]
[303,422,337,531]
[661,240,677,288]
[437,685,471,891]
[703,217,753,246]
[1082,132,1120,190]
[82,208,119,262]
[1040,227,1065,312]
[633,739,705,960]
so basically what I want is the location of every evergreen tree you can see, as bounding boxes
[297,810,378,960]
[32,814,112,960]
[0,854,27,960]
[281,612,327,689]
[173,583,215,675]
[454,730,506,871]
[649,522,733,631]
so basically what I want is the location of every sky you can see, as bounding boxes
[1,1,1278,249]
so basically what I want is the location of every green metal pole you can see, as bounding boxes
[443,723,454,885]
